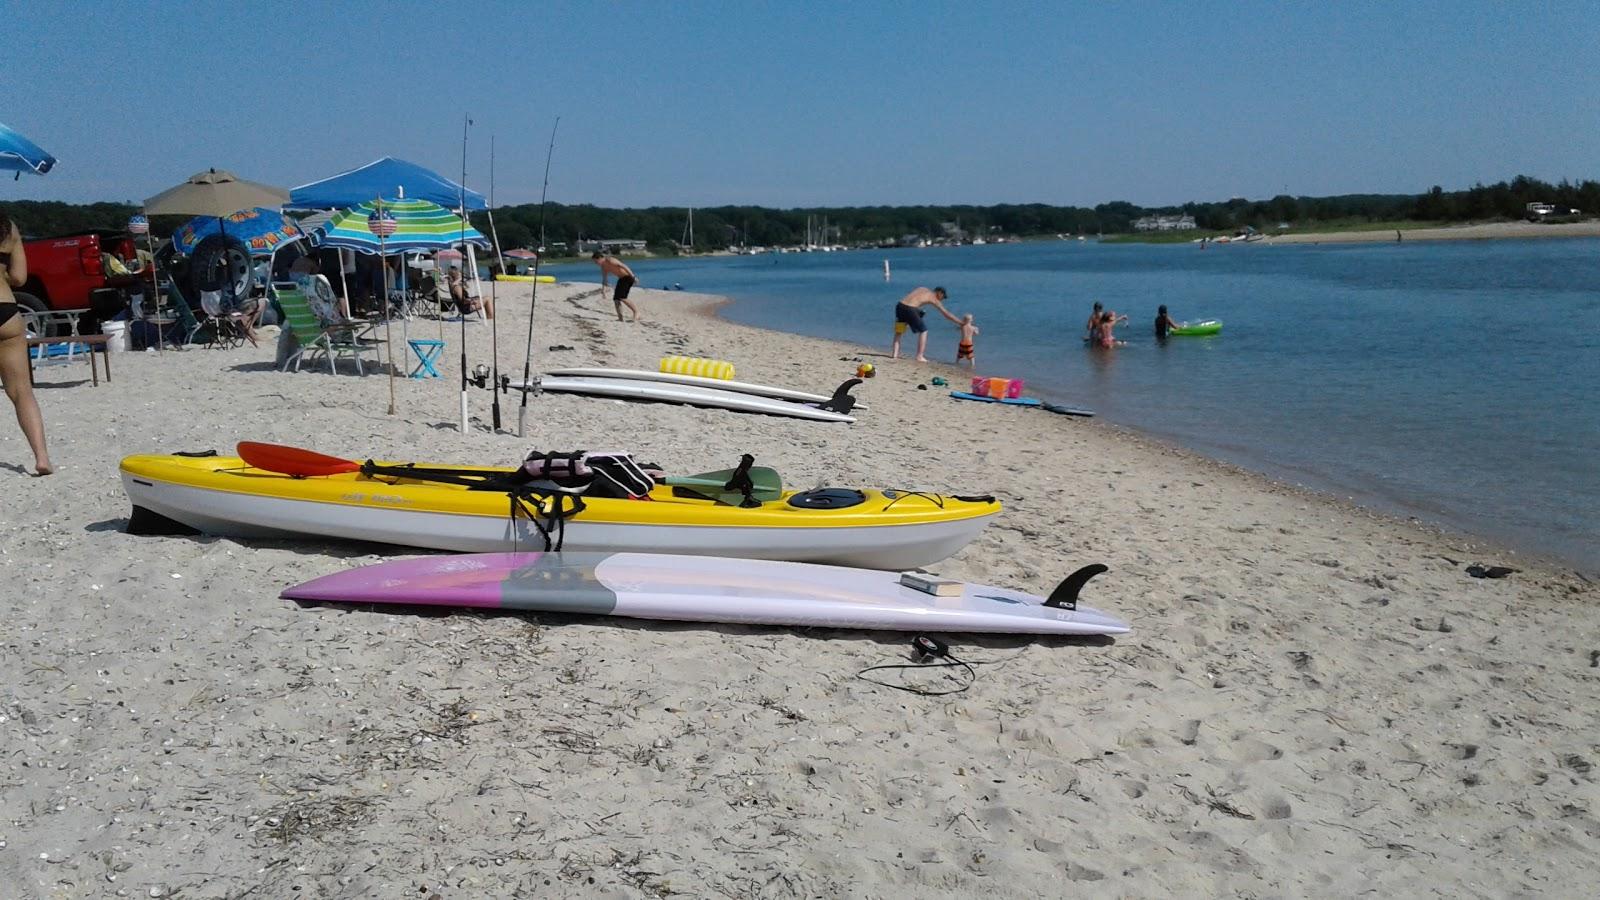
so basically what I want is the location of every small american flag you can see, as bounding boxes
[127,215,150,235]
[368,208,398,237]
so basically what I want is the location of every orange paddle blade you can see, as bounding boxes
[237,442,361,477]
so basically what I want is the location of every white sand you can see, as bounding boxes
[1265,220,1600,244]
[1,281,1595,897]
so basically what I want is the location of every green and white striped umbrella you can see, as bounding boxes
[308,197,489,255]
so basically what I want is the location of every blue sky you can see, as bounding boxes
[9,0,1598,208]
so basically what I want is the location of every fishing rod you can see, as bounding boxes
[458,113,472,434]
[487,135,504,432]
[517,116,560,438]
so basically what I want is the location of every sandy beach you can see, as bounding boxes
[1,280,1596,897]
[1263,219,1600,244]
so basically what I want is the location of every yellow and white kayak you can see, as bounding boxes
[119,454,1000,570]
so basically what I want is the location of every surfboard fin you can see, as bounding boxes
[1043,564,1109,610]
[817,378,863,414]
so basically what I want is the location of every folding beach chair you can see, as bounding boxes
[273,282,379,375]
[160,282,206,347]
[198,290,255,349]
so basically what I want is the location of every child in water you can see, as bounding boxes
[1097,311,1127,348]
[1155,304,1179,339]
[956,314,979,367]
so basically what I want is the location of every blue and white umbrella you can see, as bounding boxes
[0,122,55,176]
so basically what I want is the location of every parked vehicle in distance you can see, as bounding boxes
[16,230,149,335]
[1526,202,1581,221]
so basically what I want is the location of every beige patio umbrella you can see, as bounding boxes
[143,170,290,350]
[144,168,289,218]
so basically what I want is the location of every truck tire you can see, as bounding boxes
[190,234,253,308]
[12,291,53,337]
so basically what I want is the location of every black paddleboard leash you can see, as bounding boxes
[856,636,1024,697]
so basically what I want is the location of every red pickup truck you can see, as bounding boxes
[16,230,149,335]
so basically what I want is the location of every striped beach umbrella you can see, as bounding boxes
[309,197,489,255]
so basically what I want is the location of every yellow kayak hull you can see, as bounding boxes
[120,455,1000,569]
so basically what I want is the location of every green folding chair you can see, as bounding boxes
[272,282,378,375]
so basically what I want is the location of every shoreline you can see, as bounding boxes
[1,281,1594,895]
[687,291,1590,579]
[1262,219,1600,245]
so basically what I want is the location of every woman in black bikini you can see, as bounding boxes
[0,211,53,475]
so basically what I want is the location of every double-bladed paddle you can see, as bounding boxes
[237,442,783,500]
[237,442,360,477]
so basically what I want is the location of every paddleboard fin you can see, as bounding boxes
[1043,564,1109,610]
[817,378,863,414]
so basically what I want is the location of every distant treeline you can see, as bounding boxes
[483,175,1599,252]
[5,175,1595,252]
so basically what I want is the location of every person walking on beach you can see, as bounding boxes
[956,314,980,368]
[890,286,958,361]
[593,251,640,322]
[0,213,53,476]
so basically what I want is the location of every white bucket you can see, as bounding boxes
[102,320,129,353]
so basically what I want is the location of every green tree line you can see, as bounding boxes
[5,174,1595,252]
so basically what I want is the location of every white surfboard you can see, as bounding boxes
[283,552,1130,636]
[545,367,869,410]
[517,375,855,423]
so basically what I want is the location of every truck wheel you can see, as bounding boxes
[190,234,253,307]
[13,291,54,337]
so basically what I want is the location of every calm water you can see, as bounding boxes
[547,240,1600,571]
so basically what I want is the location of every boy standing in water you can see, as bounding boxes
[956,314,979,368]
[1154,304,1179,339]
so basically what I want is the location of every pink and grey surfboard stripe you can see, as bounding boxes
[282,552,1131,636]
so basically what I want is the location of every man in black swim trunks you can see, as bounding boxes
[592,251,640,322]
[890,286,958,361]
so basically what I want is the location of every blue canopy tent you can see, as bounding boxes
[290,156,491,304]
[288,157,487,211]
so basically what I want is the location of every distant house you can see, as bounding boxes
[578,238,648,254]
[1132,214,1197,232]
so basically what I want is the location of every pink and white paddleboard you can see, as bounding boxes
[283,553,1130,637]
